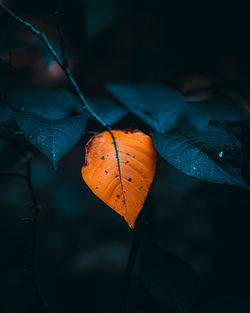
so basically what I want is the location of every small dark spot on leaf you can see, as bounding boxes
[125,131,128,134]
[133,155,136,158]
[105,170,108,173]
[101,156,105,160]
[128,178,132,182]
[126,153,130,156]
[96,187,98,189]
[116,195,120,198]
[125,161,129,164]
[115,174,119,178]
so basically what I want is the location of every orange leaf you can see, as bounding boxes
[81,129,157,228]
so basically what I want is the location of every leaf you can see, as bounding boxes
[81,129,157,228]
[186,98,247,130]
[0,101,14,124]
[15,112,88,168]
[141,241,196,312]
[87,97,128,125]
[7,89,83,119]
[152,126,248,188]
[107,83,186,133]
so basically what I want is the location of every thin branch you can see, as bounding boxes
[24,158,50,312]
[0,154,50,313]
[0,3,109,128]
[25,159,40,270]
[83,130,99,135]
[120,219,143,313]
[0,6,140,313]
[54,10,68,68]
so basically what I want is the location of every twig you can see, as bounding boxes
[54,10,68,68]
[24,158,50,312]
[120,219,143,313]
[0,3,121,181]
[0,154,50,313]
[0,5,141,313]
[0,2,108,128]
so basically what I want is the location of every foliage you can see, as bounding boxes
[1,1,250,313]
[107,83,186,133]
[152,126,248,188]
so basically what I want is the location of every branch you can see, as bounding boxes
[54,10,68,68]
[0,3,108,128]
[0,154,50,313]
[119,218,143,313]
[0,6,139,313]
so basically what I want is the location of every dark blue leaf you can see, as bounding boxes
[0,101,14,124]
[142,241,196,312]
[87,97,127,125]
[186,98,247,130]
[15,112,88,168]
[152,127,248,188]
[107,83,186,133]
[8,90,83,119]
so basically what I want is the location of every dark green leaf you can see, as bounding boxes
[142,241,196,312]
[8,89,83,119]
[15,112,88,168]
[107,83,186,133]
[186,98,247,130]
[152,126,248,188]
[87,97,127,125]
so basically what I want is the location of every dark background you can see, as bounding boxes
[1,1,250,312]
